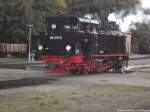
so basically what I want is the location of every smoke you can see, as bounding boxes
[108,0,150,32]
[140,0,150,9]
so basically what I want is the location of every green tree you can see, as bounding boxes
[0,0,60,42]
[0,0,33,42]
[31,0,59,34]
[57,0,68,11]
[0,0,143,44]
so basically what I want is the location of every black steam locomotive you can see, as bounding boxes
[37,15,131,74]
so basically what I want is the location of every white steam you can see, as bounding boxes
[108,0,150,32]
[140,0,150,9]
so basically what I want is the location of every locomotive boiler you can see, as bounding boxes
[39,15,131,74]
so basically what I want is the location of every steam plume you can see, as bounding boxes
[108,0,150,32]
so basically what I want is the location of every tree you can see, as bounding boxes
[0,0,33,42]
[58,0,68,11]
[0,0,144,44]
[0,0,61,42]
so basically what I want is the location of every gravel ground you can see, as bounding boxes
[0,67,150,112]
[0,83,150,112]
[0,57,150,112]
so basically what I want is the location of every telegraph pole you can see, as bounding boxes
[27,24,33,63]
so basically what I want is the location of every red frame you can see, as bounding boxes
[41,54,129,74]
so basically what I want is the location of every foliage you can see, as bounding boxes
[0,0,148,45]
[0,0,31,42]
[0,0,60,42]
[58,0,68,11]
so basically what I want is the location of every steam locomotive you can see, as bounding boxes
[38,15,131,74]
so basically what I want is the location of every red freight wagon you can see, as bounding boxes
[0,43,27,57]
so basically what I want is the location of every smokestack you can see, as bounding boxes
[108,0,150,32]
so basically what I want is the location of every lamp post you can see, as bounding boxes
[27,24,34,63]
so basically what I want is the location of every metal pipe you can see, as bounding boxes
[27,24,33,63]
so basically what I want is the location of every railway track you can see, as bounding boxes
[0,77,57,90]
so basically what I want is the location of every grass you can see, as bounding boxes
[0,84,148,112]
[85,84,144,97]
[0,92,72,112]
